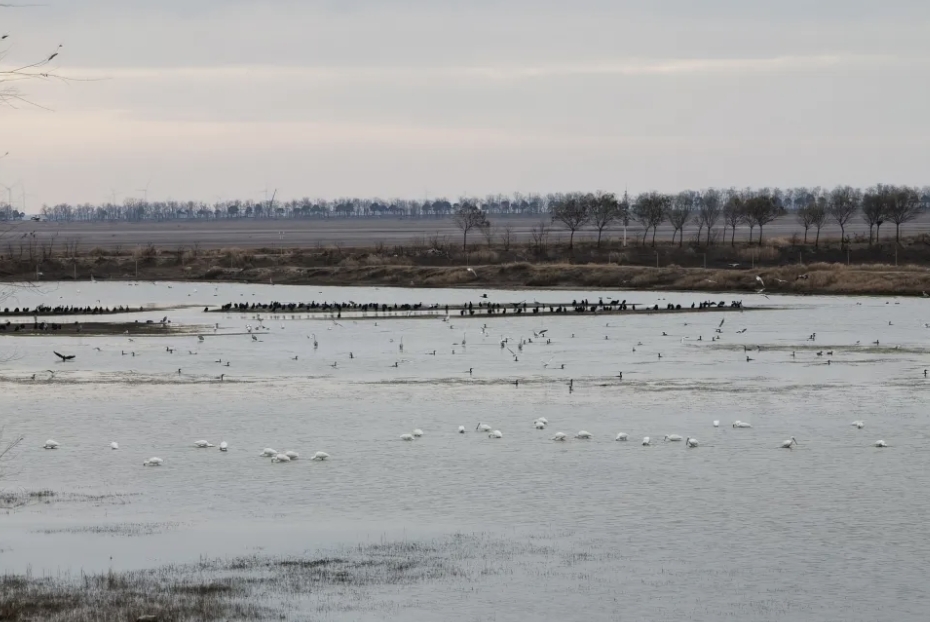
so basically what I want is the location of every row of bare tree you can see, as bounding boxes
[7,186,930,251]
[546,185,930,248]
[22,195,550,223]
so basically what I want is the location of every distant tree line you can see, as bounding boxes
[545,185,930,248]
[6,185,930,247]
[25,194,549,223]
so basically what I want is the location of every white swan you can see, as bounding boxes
[642,436,651,446]
[143,457,163,466]
[260,448,278,457]
[874,440,888,448]
[219,441,228,452]
[476,423,492,432]
[457,426,466,434]
[733,421,752,428]
[615,433,628,441]
[488,430,503,439]
[536,417,549,425]
[311,451,330,461]
[284,451,299,460]
[271,453,291,463]
[713,420,720,428]
[535,420,547,429]
[780,437,798,449]
[412,429,424,438]
[43,439,60,450]
[110,442,119,450]
[552,432,567,441]
[664,434,683,442]
[851,420,865,429]
[686,437,699,448]
[400,433,414,441]
[194,440,214,448]
[575,430,592,439]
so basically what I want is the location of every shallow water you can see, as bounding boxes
[2,281,929,620]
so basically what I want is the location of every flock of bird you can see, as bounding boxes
[30,414,893,477]
[395,417,890,449]
[19,282,912,463]
[39,438,330,466]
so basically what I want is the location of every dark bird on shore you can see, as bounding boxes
[54,351,75,362]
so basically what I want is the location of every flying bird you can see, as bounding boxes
[53,351,75,362]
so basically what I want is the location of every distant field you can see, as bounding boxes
[7,213,930,251]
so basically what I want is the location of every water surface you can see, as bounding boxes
[1,281,928,620]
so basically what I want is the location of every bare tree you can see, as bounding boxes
[795,203,816,244]
[589,192,619,248]
[480,220,495,248]
[499,225,514,252]
[632,192,670,247]
[697,188,722,246]
[1,12,65,108]
[743,192,785,246]
[862,185,888,245]
[885,186,923,244]
[451,202,489,251]
[722,190,744,247]
[529,220,551,255]
[809,195,828,248]
[828,186,861,248]
[550,193,591,251]
[667,191,696,247]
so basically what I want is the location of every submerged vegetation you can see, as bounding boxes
[0,534,549,621]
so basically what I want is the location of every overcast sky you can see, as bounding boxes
[1,0,928,209]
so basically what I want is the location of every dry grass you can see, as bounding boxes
[3,237,930,295]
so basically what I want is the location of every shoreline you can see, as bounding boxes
[3,240,930,297]
[2,261,929,298]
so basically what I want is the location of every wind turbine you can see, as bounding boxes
[136,177,152,203]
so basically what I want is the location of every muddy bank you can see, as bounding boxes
[0,320,201,337]
[2,243,930,296]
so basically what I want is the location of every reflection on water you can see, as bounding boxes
[2,282,930,620]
